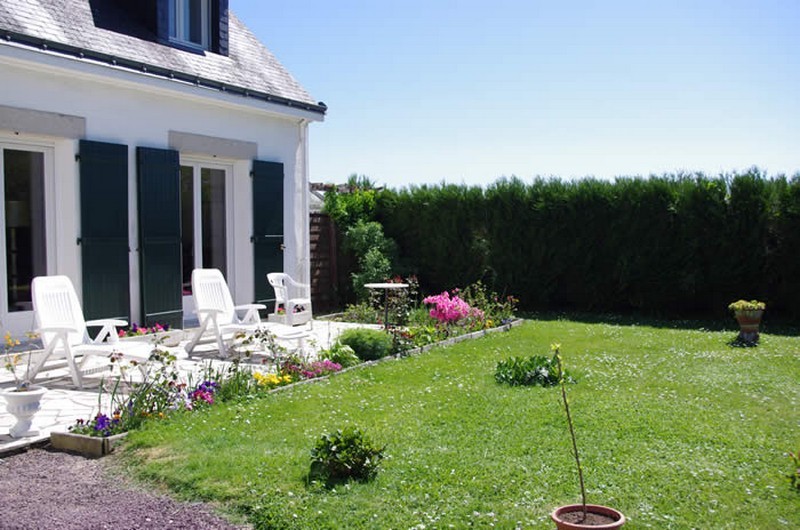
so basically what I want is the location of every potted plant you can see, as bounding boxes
[728,299,766,345]
[550,344,626,529]
[1,330,47,438]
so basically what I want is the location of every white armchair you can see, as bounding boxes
[267,273,313,327]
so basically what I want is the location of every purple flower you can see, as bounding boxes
[93,414,111,433]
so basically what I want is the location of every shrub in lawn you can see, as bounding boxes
[321,341,361,368]
[309,426,385,485]
[494,353,572,387]
[338,328,393,361]
[789,450,800,491]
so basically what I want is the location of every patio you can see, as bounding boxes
[0,319,375,456]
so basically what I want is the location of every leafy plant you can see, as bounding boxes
[346,220,397,300]
[321,341,361,368]
[309,426,385,485]
[728,299,766,312]
[494,354,571,387]
[338,328,393,361]
[789,450,800,491]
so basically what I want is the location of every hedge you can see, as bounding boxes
[365,169,800,319]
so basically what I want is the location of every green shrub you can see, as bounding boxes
[789,450,800,491]
[494,354,572,387]
[321,342,361,368]
[338,328,393,361]
[309,427,385,485]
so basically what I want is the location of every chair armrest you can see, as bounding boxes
[285,278,310,299]
[85,318,128,344]
[85,318,128,328]
[235,304,266,324]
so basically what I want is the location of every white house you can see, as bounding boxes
[0,0,326,335]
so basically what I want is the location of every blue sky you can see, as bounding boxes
[234,0,799,189]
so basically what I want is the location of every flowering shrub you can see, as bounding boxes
[282,359,342,380]
[189,380,219,408]
[71,412,125,437]
[423,291,472,324]
[253,372,293,389]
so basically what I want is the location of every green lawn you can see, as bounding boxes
[120,319,800,529]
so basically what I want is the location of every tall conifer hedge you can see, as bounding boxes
[365,170,800,318]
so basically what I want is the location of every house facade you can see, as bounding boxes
[0,0,325,335]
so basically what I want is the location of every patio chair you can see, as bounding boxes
[186,268,308,355]
[267,272,313,327]
[30,275,152,388]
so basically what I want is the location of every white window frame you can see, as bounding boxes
[169,0,211,50]
[0,139,56,334]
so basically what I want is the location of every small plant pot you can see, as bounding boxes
[1,385,47,438]
[551,504,626,529]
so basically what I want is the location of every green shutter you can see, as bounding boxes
[137,147,183,329]
[79,140,130,321]
[252,160,284,305]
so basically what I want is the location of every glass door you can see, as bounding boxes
[180,160,231,315]
[0,144,52,333]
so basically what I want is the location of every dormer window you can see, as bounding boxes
[169,0,210,50]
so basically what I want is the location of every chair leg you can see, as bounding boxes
[186,318,209,355]
[27,341,57,382]
[62,345,83,389]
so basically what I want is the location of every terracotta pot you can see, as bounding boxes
[551,504,626,529]
[1,385,47,438]
[734,309,763,333]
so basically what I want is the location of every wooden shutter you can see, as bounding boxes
[137,147,183,329]
[78,140,130,321]
[252,161,284,305]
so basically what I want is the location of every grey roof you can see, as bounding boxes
[0,0,325,115]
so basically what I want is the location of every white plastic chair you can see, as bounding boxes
[186,269,308,355]
[267,272,313,327]
[30,275,152,388]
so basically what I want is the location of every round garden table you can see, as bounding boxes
[364,282,409,329]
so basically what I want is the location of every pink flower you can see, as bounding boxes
[423,292,472,324]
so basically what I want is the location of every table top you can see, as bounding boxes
[364,282,409,289]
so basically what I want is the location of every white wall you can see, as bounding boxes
[0,48,320,331]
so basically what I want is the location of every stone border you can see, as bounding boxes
[265,318,525,392]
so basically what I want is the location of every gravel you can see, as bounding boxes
[0,449,248,530]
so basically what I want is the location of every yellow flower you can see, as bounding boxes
[550,343,561,352]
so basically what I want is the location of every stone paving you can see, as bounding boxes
[0,320,375,456]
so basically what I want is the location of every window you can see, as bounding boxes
[0,143,53,333]
[169,0,210,49]
[180,161,230,297]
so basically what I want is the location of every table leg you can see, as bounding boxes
[383,289,389,329]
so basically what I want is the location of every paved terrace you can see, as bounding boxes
[0,320,377,456]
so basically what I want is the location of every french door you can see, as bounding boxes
[0,142,53,333]
[180,159,232,314]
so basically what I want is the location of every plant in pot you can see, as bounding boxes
[728,299,766,345]
[1,330,47,438]
[550,344,626,529]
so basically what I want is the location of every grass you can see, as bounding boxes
[119,319,800,529]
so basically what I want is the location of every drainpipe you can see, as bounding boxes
[298,118,311,286]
